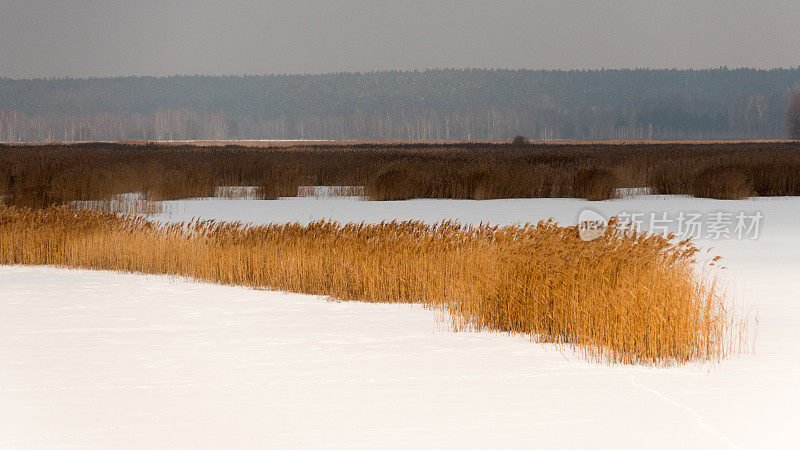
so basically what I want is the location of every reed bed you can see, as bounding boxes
[2,142,800,208]
[0,205,742,366]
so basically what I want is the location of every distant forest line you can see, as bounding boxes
[1,68,799,142]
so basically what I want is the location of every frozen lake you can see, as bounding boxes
[2,196,799,448]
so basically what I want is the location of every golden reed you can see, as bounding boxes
[0,205,742,365]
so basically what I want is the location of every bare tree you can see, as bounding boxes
[788,92,800,139]
[511,135,528,146]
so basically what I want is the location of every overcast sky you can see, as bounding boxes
[1,0,799,79]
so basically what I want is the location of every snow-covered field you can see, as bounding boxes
[2,196,799,448]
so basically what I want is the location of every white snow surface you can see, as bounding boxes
[2,196,799,448]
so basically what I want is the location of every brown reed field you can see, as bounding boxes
[0,204,745,366]
[2,141,800,208]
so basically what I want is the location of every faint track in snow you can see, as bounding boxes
[630,373,740,450]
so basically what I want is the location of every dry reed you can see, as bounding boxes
[0,205,743,366]
[3,142,800,208]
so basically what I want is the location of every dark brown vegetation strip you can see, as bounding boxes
[2,142,800,207]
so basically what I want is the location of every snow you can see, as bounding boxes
[615,186,653,197]
[2,196,800,448]
[296,185,365,198]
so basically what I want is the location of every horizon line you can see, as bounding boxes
[4,66,800,82]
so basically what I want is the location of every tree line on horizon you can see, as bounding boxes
[1,68,799,141]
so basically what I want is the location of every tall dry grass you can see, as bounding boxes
[0,205,743,365]
[3,142,800,208]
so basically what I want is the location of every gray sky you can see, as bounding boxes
[1,0,799,79]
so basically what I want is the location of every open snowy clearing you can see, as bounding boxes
[2,196,799,448]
